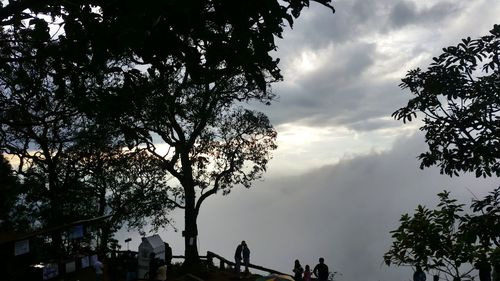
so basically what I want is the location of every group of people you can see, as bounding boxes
[233,240,330,281]
[96,240,329,281]
[293,258,330,281]
[234,240,251,277]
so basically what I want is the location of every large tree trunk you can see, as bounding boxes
[183,185,200,265]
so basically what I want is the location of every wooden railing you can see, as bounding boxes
[205,251,290,276]
[134,251,291,280]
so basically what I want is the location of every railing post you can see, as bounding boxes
[207,251,213,266]
[220,259,225,270]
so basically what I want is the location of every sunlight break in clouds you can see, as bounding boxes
[268,121,418,176]
[292,50,321,74]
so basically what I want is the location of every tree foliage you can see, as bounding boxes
[0,20,173,253]
[120,63,278,263]
[0,154,23,230]
[0,0,334,91]
[389,24,500,281]
[384,191,476,280]
[0,25,95,234]
[466,188,500,249]
[393,24,500,177]
[1,0,335,264]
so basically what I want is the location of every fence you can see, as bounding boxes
[128,250,291,280]
[205,251,290,276]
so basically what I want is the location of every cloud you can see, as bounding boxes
[116,135,497,281]
[264,0,489,133]
[388,1,460,29]
[191,133,497,281]
[265,74,405,130]
[115,3,500,281]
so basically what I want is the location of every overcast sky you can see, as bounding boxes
[117,1,500,280]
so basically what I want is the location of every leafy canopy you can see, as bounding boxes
[384,191,476,280]
[393,24,500,178]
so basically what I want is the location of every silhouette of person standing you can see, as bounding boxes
[242,241,250,276]
[494,261,500,281]
[475,258,492,281]
[149,253,158,281]
[303,265,312,281]
[125,251,138,281]
[164,243,172,267]
[313,257,329,281]
[234,241,243,276]
[293,260,304,281]
[413,265,426,281]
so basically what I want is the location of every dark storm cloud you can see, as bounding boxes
[388,1,460,28]
[194,133,497,281]
[280,0,461,50]
[267,77,406,130]
[278,0,385,50]
[266,42,388,127]
[266,0,466,132]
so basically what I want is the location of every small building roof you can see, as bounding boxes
[140,234,164,249]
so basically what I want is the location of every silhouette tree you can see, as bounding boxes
[465,187,500,250]
[1,0,336,265]
[389,24,500,281]
[0,154,23,230]
[120,65,278,264]
[0,27,95,252]
[384,191,476,281]
[393,24,500,178]
[0,26,173,253]
[63,133,177,252]
[0,0,335,91]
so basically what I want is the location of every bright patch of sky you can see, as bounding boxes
[261,0,500,178]
[267,121,419,177]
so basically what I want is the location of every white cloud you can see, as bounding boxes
[159,133,497,281]
[266,0,499,133]
[266,119,420,175]
[117,2,500,280]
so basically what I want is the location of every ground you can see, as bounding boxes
[54,262,262,281]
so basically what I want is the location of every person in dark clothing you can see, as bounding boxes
[126,251,138,281]
[304,265,312,281]
[494,262,500,281]
[242,241,250,276]
[475,258,492,281]
[293,259,304,281]
[164,243,173,267]
[413,265,426,281]
[234,242,243,276]
[313,257,329,281]
[149,253,158,281]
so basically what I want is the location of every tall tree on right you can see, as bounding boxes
[393,24,500,178]
[389,24,500,280]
